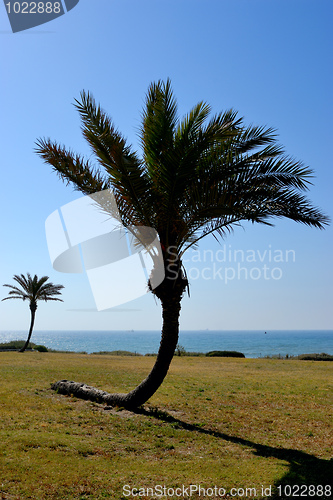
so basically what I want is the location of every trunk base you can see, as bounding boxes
[51,380,134,408]
[51,270,188,410]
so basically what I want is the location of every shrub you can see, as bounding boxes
[91,350,140,356]
[206,350,245,358]
[34,345,48,352]
[297,353,333,361]
[175,344,186,356]
[0,340,35,350]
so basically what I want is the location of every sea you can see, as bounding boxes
[0,330,332,358]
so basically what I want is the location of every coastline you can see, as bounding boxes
[0,330,332,359]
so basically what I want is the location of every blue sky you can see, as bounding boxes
[0,0,332,332]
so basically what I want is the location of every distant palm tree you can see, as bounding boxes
[36,80,328,409]
[2,274,64,352]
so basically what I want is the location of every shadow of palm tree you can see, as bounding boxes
[135,406,332,499]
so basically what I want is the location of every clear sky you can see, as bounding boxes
[0,0,332,332]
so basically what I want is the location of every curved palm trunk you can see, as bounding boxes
[51,264,187,410]
[51,293,182,409]
[19,302,37,353]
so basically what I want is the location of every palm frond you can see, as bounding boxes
[172,108,239,192]
[74,91,152,228]
[35,139,109,195]
[2,287,29,301]
[140,79,178,191]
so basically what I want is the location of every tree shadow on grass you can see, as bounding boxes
[135,407,332,499]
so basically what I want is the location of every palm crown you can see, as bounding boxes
[3,274,64,306]
[36,79,328,262]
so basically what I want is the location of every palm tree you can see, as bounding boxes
[36,80,328,409]
[2,274,64,352]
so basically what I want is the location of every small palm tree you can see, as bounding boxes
[2,274,64,352]
[36,80,328,408]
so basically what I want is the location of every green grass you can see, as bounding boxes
[0,353,332,499]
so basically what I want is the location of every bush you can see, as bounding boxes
[175,344,186,356]
[0,340,35,350]
[34,345,48,352]
[297,353,333,361]
[91,350,141,356]
[206,350,245,358]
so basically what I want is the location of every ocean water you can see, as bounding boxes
[0,330,332,358]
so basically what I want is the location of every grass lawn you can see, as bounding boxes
[0,353,332,499]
